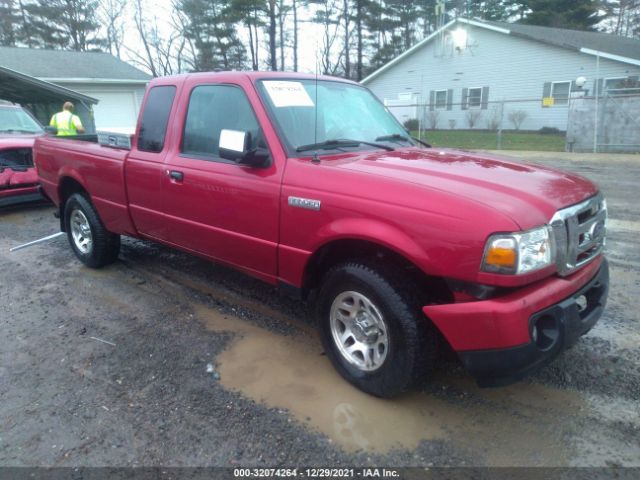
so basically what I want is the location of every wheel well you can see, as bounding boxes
[302,239,453,305]
[58,177,87,231]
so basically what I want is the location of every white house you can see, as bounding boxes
[362,18,640,132]
[0,47,151,132]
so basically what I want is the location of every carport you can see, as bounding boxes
[0,65,97,132]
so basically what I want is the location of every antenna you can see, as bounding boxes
[312,43,320,163]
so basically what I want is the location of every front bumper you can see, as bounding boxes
[424,257,609,387]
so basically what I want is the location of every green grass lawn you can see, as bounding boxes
[411,130,566,152]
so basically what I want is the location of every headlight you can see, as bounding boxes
[482,226,554,275]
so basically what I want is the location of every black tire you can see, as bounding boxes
[316,261,438,397]
[64,193,120,268]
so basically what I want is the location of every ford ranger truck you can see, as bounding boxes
[34,72,609,397]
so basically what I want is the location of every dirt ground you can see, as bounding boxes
[1,152,639,468]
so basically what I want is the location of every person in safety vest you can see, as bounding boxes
[50,102,85,136]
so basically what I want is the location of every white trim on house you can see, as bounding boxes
[457,18,511,34]
[579,48,640,67]
[40,78,150,84]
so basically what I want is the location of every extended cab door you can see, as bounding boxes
[126,84,178,240]
[161,78,283,283]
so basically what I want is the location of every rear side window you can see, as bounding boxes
[182,85,261,159]
[137,85,176,153]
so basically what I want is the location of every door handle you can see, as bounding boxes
[167,170,184,182]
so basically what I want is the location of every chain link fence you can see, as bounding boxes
[384,90,640,153]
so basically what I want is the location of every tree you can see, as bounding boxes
[601,0,640,38]
[25,0,104,51]
[292,0,299,70]
[177,0,246,71]
[466,110,482,128]
[128,0,187,76]
[508,110,528,129]
[99,0,127,58]
[277,0,290,70]
[266,0,277,70]
[0,0,18,46]
[520,0,605,30]
[309,0,343,75]
[231,0,266,70]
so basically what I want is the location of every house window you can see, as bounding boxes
[468,87,482,108]
[435,90,448,109]
[605,77,626,94]
[551,81,571,105]
[605,77,640,95]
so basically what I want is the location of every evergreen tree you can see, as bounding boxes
[0,0,18,46]
[177,0,246,71]
[24,0,104,51]
[230,0,266,70]
[520,0,605,30]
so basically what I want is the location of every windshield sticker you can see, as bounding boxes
[263,81,315,108]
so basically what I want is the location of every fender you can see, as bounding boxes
[278,217,435,288]
[58,166,89,197]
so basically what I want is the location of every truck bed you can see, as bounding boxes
[35,135,134,234]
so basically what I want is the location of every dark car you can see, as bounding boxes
[0,102,45,207]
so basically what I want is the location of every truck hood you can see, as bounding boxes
[330,148,598,229]
[0,136,36,148]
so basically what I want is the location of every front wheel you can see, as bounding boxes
[316,261,437,397]
[64,193,120,268]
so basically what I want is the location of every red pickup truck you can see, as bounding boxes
[35,72,609,397]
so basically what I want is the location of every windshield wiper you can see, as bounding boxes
[376,133,432,148]
[296,138,394,153]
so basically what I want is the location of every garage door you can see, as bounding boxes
[83,90,138,133]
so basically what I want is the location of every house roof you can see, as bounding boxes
[362,18,640,84]
[486,21,640,62]
[0,47,151,83]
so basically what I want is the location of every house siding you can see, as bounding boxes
[365,24,640,131]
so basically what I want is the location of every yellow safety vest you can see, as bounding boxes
[50,111,82,136]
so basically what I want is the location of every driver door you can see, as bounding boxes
[162,81,281,282]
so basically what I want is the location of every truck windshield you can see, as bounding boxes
[0,107,43,134]
[257,79,413,155]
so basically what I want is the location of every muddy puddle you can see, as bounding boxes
[113,254,637,465]
[193,304,589,465]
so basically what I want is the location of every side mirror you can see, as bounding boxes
[219,129,269,167]
[44,126,57,135]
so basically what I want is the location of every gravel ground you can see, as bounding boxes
[0,152,639,468]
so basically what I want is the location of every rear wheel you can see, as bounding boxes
[316,261,437,397]
[64,193,120,268]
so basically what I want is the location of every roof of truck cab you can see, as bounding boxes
[149,71,359,86]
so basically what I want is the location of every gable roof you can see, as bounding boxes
[362,18,640,84]
[486,21,640,62]
[0,47,151,83]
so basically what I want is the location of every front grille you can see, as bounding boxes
[550,193,607,277]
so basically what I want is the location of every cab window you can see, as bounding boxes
[182,85,262,160]
[137,85,176,153]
